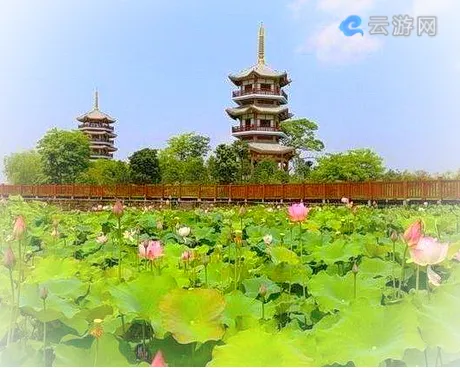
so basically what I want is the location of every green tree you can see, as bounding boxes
[37,128,91,184]
[77,159,131,185]
[231,140,251,183]
[3,150,46,184]
[280,118,324,179]
[128,148,161,184]
[208,144,240,184]
[159,133,211,184]
[310,148,385,182]
[251,160,289,184]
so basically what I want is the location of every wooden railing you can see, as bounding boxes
[0,181,459,201]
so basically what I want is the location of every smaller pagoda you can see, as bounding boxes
[77,91,117,159]
[226,24,295,171]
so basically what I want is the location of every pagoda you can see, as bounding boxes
[76,91,117,159]
[226,24,295,171]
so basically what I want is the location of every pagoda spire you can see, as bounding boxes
[94,89,99,110]
[258,23,265,65]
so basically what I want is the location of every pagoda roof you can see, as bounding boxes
[76,91,116,123]
[248,142,295,155]
[229,24,290,87]
[229,63,290,85]
[226,105,291,119]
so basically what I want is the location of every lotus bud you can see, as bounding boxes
[352,263,359,274]
[39,286,48,300]
[259,284,268,298]
[3,247,16,269]
[263,234,273,245]
[181,250,193,261]
[151,350,167,367]
[177,226,191,238]
[390,230,398,243]
[403,219,423,248]
[112,200,124,218]
[238,206,247,217]
[156,221,164,230]
[202,255,210,266]
[13,215,26,240]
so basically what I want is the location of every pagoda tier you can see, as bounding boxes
[77,91,117,160]
[226,24,295,170]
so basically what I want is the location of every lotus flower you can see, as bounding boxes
[112,200,124,218]
[156,221,164,230]
[177,227,191,238]
[51,228,59,238]
[181,250,193,261]
[139,240,164,260]
[39,286,49,300]
[341,197,349,204]
[13,216,26,239]
[427,265,442,286]
[3,246,16,269]
[96,234,108,244]
[288,203,309,222]
[263,234,273,245]
[403,220,423,247]
[123,229,136,242]
[151,350,167,367]
[409,237,448,266]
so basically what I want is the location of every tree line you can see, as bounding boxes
[3,119,459,185]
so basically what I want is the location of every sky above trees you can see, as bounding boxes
[0,0,459,182]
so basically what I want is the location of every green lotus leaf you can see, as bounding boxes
[314,299,425,366]
[242,276,281,299]
[108,273,177,338]
[208,328,314,366]
[358,256,397,279]
[159,288,226,344]
[27,256,82,283]
[307,238,361,265]
[417,283,460,354]
[308,270,384,312]
[222,290,263,328]
[269,246,300,265]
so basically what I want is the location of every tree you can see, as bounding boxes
[208,144,240,184]
[280,118,324,178]
[309,148,385,182]
[3,150,46,184]
[37,129,91,184]
[158,133,211,184]
[250,160,290,184]
[231,140,251,183]
[128,148,161,184]
[77,160,131,185]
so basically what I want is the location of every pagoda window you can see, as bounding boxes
[244,84,253,92]
[244,118,251,128]
[260,119,271,128]
[260,83,271,91]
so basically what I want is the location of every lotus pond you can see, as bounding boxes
[1,197,460,367]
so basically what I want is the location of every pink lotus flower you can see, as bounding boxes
[410,237,448,266]
[112,200,124,218]
[341,197,349,204]
[139,240,164,260]
[288,203,309,222]
[13,216,26,239]
[151,350,167,367]
[403,220,423,247]
[427,265,442,286]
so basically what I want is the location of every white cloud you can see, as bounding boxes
[299,22,382,64]
[412,0,459,16]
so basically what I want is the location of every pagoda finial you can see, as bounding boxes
[94,89,99,110]
[258,23,265,65]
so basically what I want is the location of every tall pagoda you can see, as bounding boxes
[226,24,295,171]
[76,91,117,159]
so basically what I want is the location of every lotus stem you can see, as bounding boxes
[353,273,357,299]
[204,264,208,286]
[261,300,265,320]
[43,299,47,366]
[391,240,396,290]
[117,217,122,282]
[416,265,420,291]
[398,244,409,298]
[93,339,99,367]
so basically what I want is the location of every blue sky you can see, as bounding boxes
[0,0,459,181]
